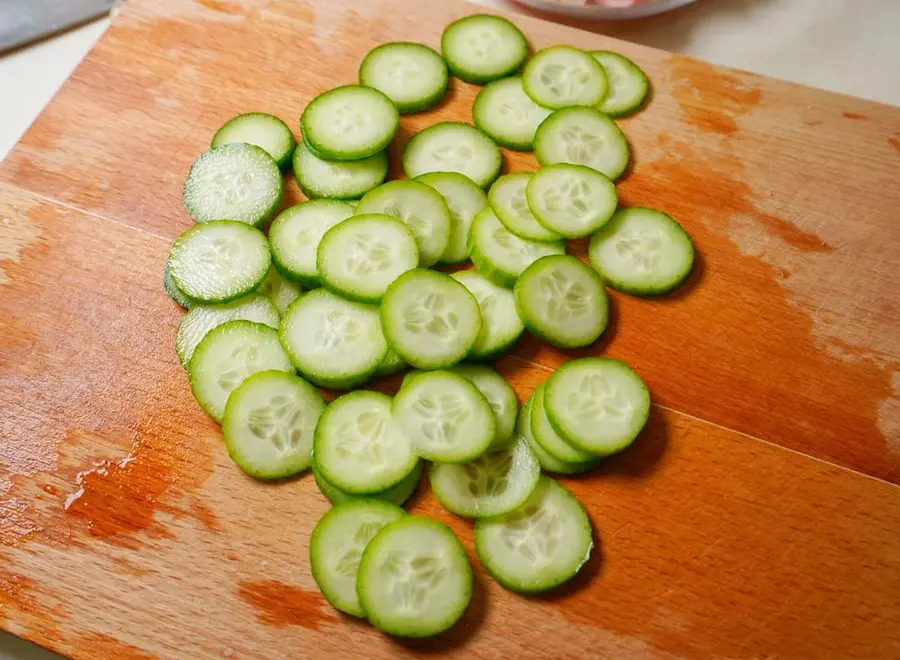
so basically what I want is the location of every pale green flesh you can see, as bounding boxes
[359,42,448,113]
[441,14,527,83]
[525,164,618,238]
[450,364,518,449]
[489,173,563,243]
[255,268,303,315]
[302,85,398,160]
[415,172,488,264]
[534,107,630,180]
[402,122,502,188]
[211,113,295,168]
[293,142,388,200]
[518,397,598,475]
[523,46,608,110]
[473,77,552,150]
[530,381,595,464]
[450,271,524,359]
[313,458,423,507]
[591,51,649,117]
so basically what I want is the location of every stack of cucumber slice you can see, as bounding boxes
[163,12,696,640]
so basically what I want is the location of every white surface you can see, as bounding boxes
[0,0,898,657]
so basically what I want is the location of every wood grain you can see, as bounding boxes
[0,0,899,657]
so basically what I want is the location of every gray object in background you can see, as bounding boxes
[0,0,115,54]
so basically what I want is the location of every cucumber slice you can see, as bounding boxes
[441,14,528,84]
[310,499,407,617]
[255,268,303,315]
[488,173,563,243]
[356,181,451,268]
[317,214,419,304]
[545,357,651,455]
[472,77,552,152]
[518,395,599,475]
[402,122,502,188]
[182,143,283,227]
[588,207,695,296]
[522,46,608,110]
[314,391,419,494]
[415,172,488,265]
[375,347,407,378]
[357,517,472,637]
[279,289,387,389]
[269,200,355,287]
[381,270,482,369]
[163,263,197,309]
[590,51,650,118]
[526,164,617,239]
[530,381,595,464]
[467,208,566,289]
[188,320,293,422]
[392,370,495,463]
[210,112,296,171]
[301,85,399,161]
[430,435,539,519]
[450,364,518,450]
[534,107,630,180]
[175,294,279,368]
[475,476,592,593]
[514,255,609,349]
[359,42,448,114]
[313,456,423,507]
[167,221,270,304]
[292,142,388,200]
[222,370,325,479]
[450,271,524,360]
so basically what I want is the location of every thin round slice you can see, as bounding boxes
[301,85,399,161]
[534,107,630,180]
[293,142,388,200]
[588,207,695,296]
[450,364,518,450]
[591,51,650,118]
[530,381,596,464]
[255,268,303,315]
[518,395,599,475]
[475,476,592,593]
[182,143,283,226]
[402,122,502,188]
[315,391,419,494]
[451,271,524,359]
[357,180,451,268]
[211,112,296,170]
[163,263,197,309]
[375,347,407,378]
[359,42,448,113]
[381,270,482,369]
[188,320,293,422]
[522,46,608,110]
[515,255,608,349]
[279,289,387,389]
[441,14,527,84]
[222,370,325,479]
[489,173,563,243]
[313,457,423,507]
[167,221,270,304]
[545,357,651,455]
[526,164,617,238]
[415,172,488,264]
[310,499,407,617]
[269,200,355,287]
[468,208,565,289]
[392,370,494,463]
[472,77,552,151]
[358,517,472,637]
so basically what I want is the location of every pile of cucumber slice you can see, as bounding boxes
[163,12,694,640]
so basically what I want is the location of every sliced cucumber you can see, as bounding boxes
[392,370,494,463]
[441,14,528,84]
[381,269,481,369]
[472,77,552,151]
[415,171,488,265]
[222,370,325,479]
[591,51,650,118]
[450,364,518,450]
[301,85,399,161]
[522,46,608,110]
[310,499,407,617]
[534,107,630,180]
[526,164,617,239]
[375,347,407,378]
[402,122,502,188]
[211,112,296,171]
[268,200,355,287]
[450,271,524,360]
[182,143,283,226]
[359,42,448,114]
[356,180,451,268]
[314,391,419,494]
[545,357,650,455]
[167,221,270,304]
[475,476,592,593]
[588,207,695,296]
[255,268,303,315]
[312,457,423,507]
[163,263,197,309]
[530,381,595,464]
[518,395,599,475]
[489,173,563,243]
[292,142,388,200]
[467,208,566,289]
[357,517,472,637]
[279,288,387,389]
[188,320,293,422]
[514,255,609,349]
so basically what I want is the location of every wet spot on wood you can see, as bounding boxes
[237,580,337,629]
[77,632,156,660]
[888,136,900,153]
[0,572,37,621]
[189,497,222,532]
[670,58,762,136]
[842,112,868,120]
[197,0,243,14]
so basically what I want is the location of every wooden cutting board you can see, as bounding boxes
[1,0,899,658]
